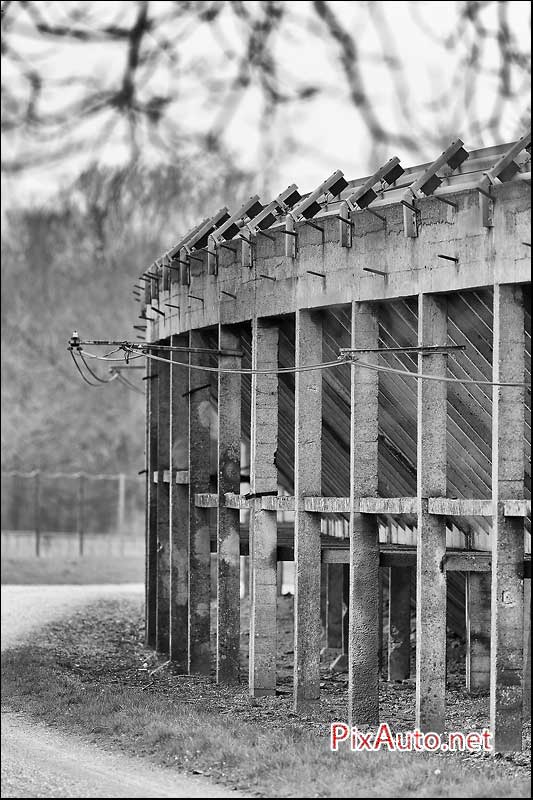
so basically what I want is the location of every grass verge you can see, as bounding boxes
[2,596,530,798]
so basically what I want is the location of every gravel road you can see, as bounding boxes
[1,584,245,799]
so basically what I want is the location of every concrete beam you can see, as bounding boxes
[293,309,323,710]
[188,330,212,675]
[261,495,296,511]
[156,347,171,655]
[490,283,526,752]
[415,293,448,734]
[169,333,189,671]
[348,301,380,725]
[224,492,251,509]
[195,493,219,508]
[249,318,278,697]
[148,180,530,339]
[216,324,242,684]
[503,500,531,517]
[428,498,493,516]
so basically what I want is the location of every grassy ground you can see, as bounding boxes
[2,595,530,798]
[1,555,144,585]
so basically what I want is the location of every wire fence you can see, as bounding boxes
[1,471,145,556]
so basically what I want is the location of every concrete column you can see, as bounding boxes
[145,359,158,648]
[388,566,411,681]
[188,330,212,674]
[169,333,189,670]
[327,563,343,650]
[523,579,531,721]
[491,283,525,752]
[249,318,278,697]
[465,571,491,692]
[156,347,171,654]
[216,324,241,684]
[415,293,447,734]
[294,309,323,711]
[348,301,380,725]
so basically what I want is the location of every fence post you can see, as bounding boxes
[34,470,41,557]
[77,473,85,557]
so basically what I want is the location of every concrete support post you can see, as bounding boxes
[491,283,525,752]
[188,330,212,674]
[415,293,448,734]
[145,362,158,648]
[523,579,531,721]
[294,309,323,710]
[466,571,491,692]
[156,348,171,654]
[216,324,242,684]
[388,566,411,681]
[348,301,380,725]
[169,333,189,670]
[249,318,278,697]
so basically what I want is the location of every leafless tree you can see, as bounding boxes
[1,0,530,178]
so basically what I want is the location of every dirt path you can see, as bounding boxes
[1,585,245,799]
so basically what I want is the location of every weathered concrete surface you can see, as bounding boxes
[249,319,278,697]
[216,325,241,684]
[348,302,380,725]
[415,293,448,734]
[170,333,190,671]
[145,358,158,648]
[490,283,525,752]
[156,348,171,654]
[147,179,530,341]
[188,330,212,675]
[293,309,322,710]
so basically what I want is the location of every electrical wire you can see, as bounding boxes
[79,351,120,384]
[121,347,531,387]
[73,345,531,388]
[69,350,119,388]
[79,349,145,362]
[354,359,531,389]
[122,346,343,375]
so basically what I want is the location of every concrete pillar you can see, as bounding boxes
[294,309,323,711]
[327,563,343,650]
[249,318,278,697]
[415,293,447,734]
[169,333,189,670]
[465,571,491,692]
[491,283,525,752]
[145,359,158,648]
[388,566,411,681]
[216,324,241,684]
[156,347,171,654]
[523,579,531,721]
[188,330,212,674]
[348,301,380,725]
